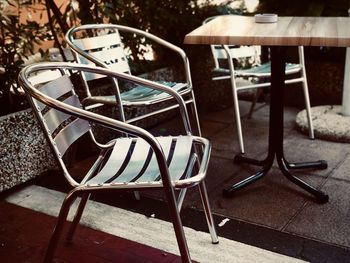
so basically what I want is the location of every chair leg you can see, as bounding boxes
[177,153,198,212]
[134,191,141,200]
[198,181,219,244]
[231,82,245,154]
[298,46,314,139]
[177,188,187,212]
[164,188,192,262]
[224,44,245,154]
[44,189,80,263]
[301,79,315,139]
[247,88,263,119]
[190,91,202,136]
[66,193,90,242]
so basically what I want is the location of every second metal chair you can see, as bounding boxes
[65,23,202,135]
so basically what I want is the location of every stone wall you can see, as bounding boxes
[0,109,57,192]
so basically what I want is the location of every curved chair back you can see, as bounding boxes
[70,29,131,80]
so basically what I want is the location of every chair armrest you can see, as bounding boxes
[19,62,192,134]
[175,136,211,188]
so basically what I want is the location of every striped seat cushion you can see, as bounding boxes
[235,62,301,77]
[83,81,189,106]
[86,136,194,186]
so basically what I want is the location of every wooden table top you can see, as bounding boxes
[184,15,350,47]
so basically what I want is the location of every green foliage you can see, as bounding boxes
[256,0,350,16]
[0,0,49,115]
[0,0,245,115]
[70,0,242,61]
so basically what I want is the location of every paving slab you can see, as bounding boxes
[283,130,350,177]
[199,118,231,138]
[243,104,299,131]
[199,165,328,230]
[284,155,350,248]
[203,101,298,129]
[209,122,269,159]
[201,101,256,124]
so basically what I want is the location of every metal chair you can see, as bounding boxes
[65,24,201,135]
[19,62,218,263]
[203,15,314,154]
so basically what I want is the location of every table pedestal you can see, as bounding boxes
[223,46,329,204]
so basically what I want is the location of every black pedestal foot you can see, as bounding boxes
[279,157,329,203]
[318,160,328,169]
[287,160,328,170]
[222,170,267,198]
[315,191,329,204]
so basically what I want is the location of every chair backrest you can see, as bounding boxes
[70,29,131,81]
[203,15,261,70]
[28,69,64,86]
[212,45,261,66]
[28,72,91,158]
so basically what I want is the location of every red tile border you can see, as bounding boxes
[0,201,181,263]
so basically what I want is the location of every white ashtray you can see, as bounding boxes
[254,14,278,23]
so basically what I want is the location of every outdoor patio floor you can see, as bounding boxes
[144,101,350,262]
[1,100,350,262]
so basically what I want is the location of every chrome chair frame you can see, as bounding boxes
[19,62,218,263]
[65,24,202,135]
[204,15,314,154]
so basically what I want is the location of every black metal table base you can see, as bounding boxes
[223,153,329,203]
[223,46,329,204]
